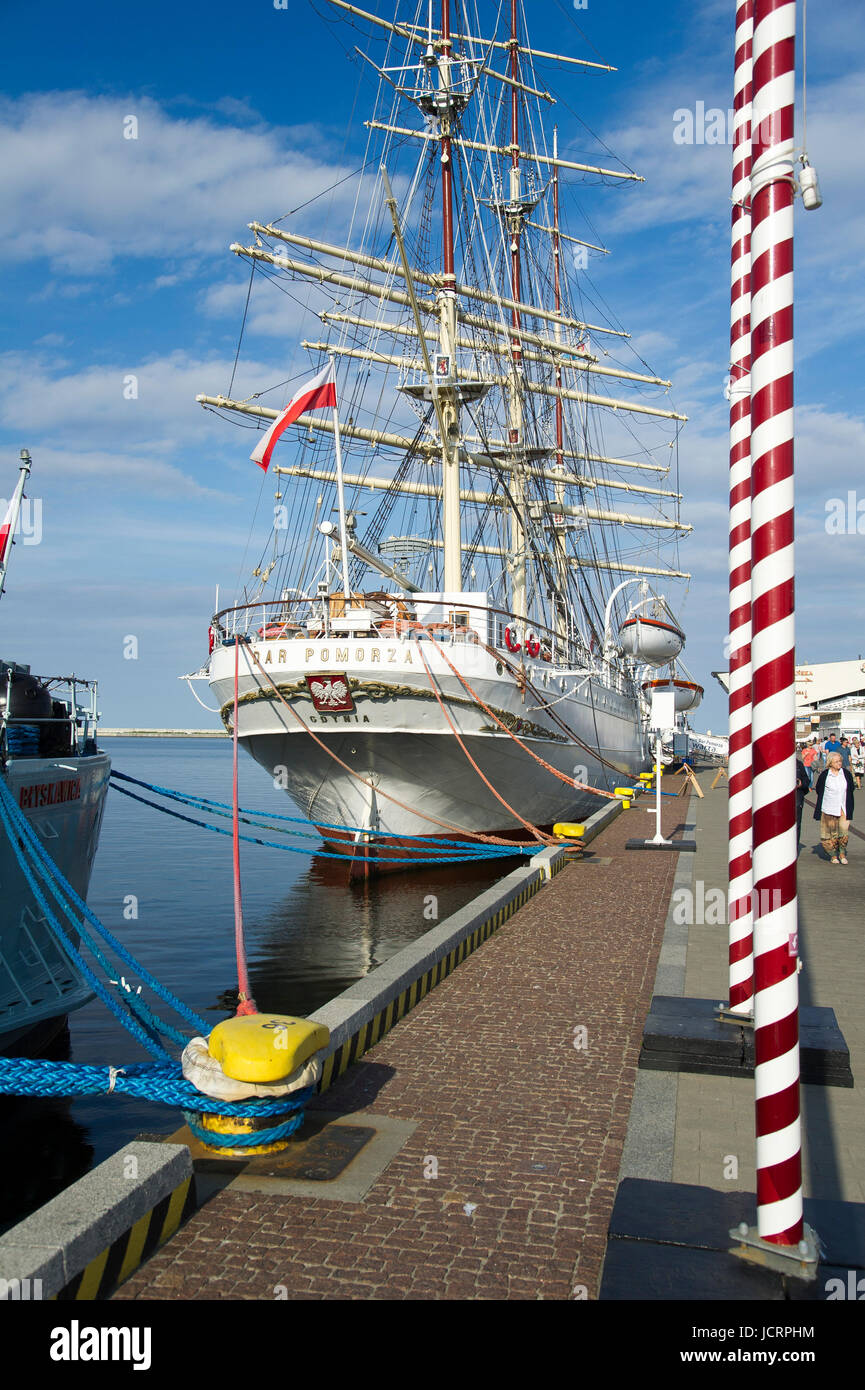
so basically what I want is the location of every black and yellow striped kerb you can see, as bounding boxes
[319,860,562,1093]
[54,1175,196,1301]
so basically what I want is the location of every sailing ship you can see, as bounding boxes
[193,0,694,872]
[0,452,111,1050]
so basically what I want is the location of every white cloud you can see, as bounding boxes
[0,348,292,451]
[197,275,313,341]
[0,92,360,276]
[25,446,229,502]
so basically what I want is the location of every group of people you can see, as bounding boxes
[800,734,864,789]
[796,733,859,864]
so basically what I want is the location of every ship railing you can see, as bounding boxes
[212,597,598,673]
[0,672,101,761]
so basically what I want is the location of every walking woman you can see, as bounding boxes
[812,752,855,864]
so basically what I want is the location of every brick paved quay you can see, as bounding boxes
[114,791,691,1301]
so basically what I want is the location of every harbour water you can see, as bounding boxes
[0,737,517,1231]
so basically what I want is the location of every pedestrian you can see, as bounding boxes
[840,737,853,772]
[802,739,819,787]
[795,753,810,852]
[852,739,865,791]
[812,752,855,865]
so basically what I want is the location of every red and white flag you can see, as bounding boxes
[250,361,337,473]
[0,494,15,565]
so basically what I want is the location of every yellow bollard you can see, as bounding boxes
[208,1014,329,1082]
[187,1014,330,1157]
[186,1108,301,1157]
[553,822,585,840]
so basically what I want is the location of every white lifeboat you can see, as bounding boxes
[619,615,685,667]
[641,677,703,713]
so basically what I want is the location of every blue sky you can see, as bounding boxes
[1,0,863,733]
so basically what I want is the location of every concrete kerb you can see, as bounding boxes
[0,1142,193,1300]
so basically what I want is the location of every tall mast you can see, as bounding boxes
[438,0,461,591]
[551,128,569,647]
[552,129,563,472]
[507,0,527,626]
[0,449,32,603]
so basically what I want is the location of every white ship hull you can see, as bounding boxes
[208,635,646,853]
[0,753,111,1048]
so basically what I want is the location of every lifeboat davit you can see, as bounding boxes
[641,677,703,713]
[619,616,685,667]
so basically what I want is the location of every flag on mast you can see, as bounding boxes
[0,494,16,565]
[250,362,337,473]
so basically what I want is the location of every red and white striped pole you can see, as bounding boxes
[749,0,802,1245]
[728,0,755,1016]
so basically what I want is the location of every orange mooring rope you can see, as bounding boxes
[478,639,630,781]
[424,631,620,801]
[416,644,553,843]
[232,641,257,1015]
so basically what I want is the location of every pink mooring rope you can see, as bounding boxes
[728,0,755,1014]
[750,0,801,1245]
[232,640,257,1016]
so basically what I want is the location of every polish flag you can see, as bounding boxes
[250,362,337,473]
[0,495,15,565]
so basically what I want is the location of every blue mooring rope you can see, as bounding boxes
[0,777,315,1143]
[183,1113,307,1149]
[111,769,487,844]
[0,778,208,1039]
[0,1057,311,1115]
[108,770,535,864]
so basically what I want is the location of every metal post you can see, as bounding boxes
[750,0,801,1247]
[728,0,755,1015]
[653,733,666,844]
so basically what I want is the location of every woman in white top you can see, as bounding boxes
[812,753,855,864]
